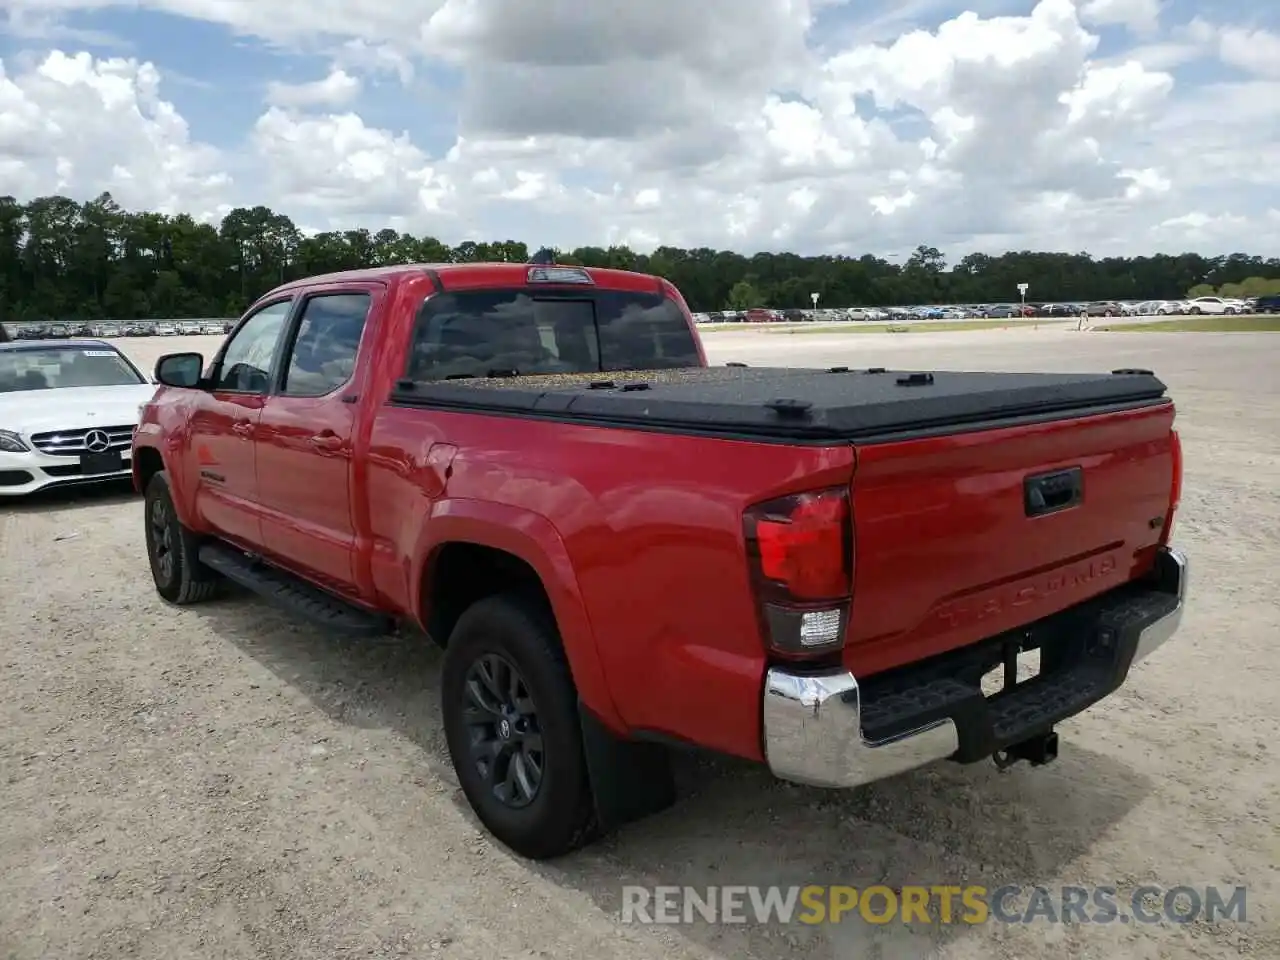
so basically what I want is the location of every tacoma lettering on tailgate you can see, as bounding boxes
[932,553,1119,631]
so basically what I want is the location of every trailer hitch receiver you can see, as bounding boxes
[993,730,1059,770]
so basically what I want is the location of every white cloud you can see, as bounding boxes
[1215,25,1280,80]
[250,108,450,221]
[1,0,1279,257]
[1077,0,1162,35]
[265,68,361,108]
[0,50,229,218]
[1119,166,1172,199]
[333,40,415,84]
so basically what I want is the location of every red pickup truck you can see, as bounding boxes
[132,261,1188,860]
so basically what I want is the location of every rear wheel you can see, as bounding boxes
[144,472,224,604]
[441,593,597,859]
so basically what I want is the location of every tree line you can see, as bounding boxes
[3,192,1279,322]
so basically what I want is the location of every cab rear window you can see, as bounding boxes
[405,288,700,381]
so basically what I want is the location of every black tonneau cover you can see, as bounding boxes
[389,366,1168,443]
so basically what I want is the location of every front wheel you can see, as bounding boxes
[1190,307,1202,314]
[144,471,224,604]
[441,593,597,859]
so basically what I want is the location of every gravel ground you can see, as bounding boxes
[2,328,1277,960]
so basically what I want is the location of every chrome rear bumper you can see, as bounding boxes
[762,546,1188,789]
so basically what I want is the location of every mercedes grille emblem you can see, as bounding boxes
[84,429,111,453]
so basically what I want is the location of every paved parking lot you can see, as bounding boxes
[1,327,1277,959]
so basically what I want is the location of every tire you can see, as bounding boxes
[144,471,225,604]
[1157,309,1167,315]
[441,592,597,859]
[1190,307,1202,315]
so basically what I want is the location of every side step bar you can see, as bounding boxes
[198,542,395,638]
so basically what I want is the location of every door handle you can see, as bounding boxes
[309,432,344,451]
[232,421,254,438]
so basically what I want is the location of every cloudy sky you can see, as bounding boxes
[1,0,1277,258]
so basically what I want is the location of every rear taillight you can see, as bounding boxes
[743,486,853,659]
[1159,428,1182,545]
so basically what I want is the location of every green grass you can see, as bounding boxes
[1095,314,1280,332]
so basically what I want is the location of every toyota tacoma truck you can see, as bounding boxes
[132,261,1188,860]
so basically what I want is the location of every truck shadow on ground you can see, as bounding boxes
[196,589,1154,960]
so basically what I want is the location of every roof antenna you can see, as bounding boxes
[529,247,556,265]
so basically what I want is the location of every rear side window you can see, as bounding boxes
[405,288,699,381]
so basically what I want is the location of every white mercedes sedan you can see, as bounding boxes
[0,339,157,497]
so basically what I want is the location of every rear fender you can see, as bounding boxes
[410,498,626,733]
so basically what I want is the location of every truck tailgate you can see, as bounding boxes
[845,402,1177,678]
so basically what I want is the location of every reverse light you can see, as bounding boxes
[527,266,593,284]
[743,487,853,659]
[0,429,29,453]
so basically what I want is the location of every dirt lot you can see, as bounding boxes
[2,328,1277,959]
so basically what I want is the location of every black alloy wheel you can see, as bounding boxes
[440,593,597,859]
[143,471,224,604]
[148,494,176,584]
[462,652,544,808]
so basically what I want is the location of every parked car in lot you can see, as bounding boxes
[1031,302,1072,317]
[1186,296,1238,315]
[1082,301,1123,317]
[0,339,156,496]
[134,260,1188,861]
[981,304,1031,318]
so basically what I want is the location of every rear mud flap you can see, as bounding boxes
[579,703,677,833]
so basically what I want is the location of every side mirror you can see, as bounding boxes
[155,352,205,388]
